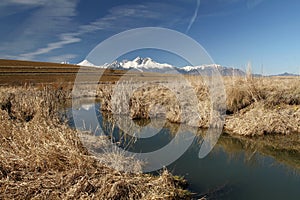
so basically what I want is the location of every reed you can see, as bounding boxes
[0,85,191,199]
[96,76,300,136]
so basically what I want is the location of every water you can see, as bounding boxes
[65,102,300,199]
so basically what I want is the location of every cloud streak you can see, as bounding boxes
[186,0,200,33]
[1,1,188,61]
[246,0,266,9]
[0,0,79,60]
[13,2,183,60]
[0,0,47,7]
[20,34,81,60]
[78,3,182,34]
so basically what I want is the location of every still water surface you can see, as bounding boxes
[64,102,300,200]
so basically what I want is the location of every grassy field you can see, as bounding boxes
[0,59,299,199]
[95,74,300,136]
[0,60,193,199]
[0,86,191,200]
[1,59,299,136]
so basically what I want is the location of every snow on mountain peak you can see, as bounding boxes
[77,59,108,69]
[76,57,244,76]
[118,57,174,71]
[77,59,96,67]
[182,64,222,72]
[133,56,143,64]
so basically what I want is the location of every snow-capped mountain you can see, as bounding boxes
[77,57,245,76]
[113,57,176,73]
[77,57,177,73]
[77,59,108,69]
[77,59,96,67]
[181,64,245,76]
[121,57,174,70]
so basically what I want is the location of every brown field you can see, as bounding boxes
[0,60,194,200]
[95,74,300,136]
[0,59,178,85]
[0,86,191,200]
[1,59,299,136]
[1,59,299,199]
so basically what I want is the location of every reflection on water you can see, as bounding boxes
[65,102,300,200]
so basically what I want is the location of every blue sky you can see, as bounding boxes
[0,0,299,75]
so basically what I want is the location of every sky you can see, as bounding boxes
[0,0,299,75]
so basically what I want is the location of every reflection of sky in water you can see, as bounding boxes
[65,102,300,200]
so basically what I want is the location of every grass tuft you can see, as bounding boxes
[0,85,191,200]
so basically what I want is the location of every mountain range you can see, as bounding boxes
[78,57,246,76]
[271,72,299,77]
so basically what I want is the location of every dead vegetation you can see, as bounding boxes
[96,75,300,136]
[1,59,299,199]
[97,79,221,129]
[6,60,299,136]
[0,86,191,200]
[224,76,300,136]
[225,102,300,136]
[0,85,68,122]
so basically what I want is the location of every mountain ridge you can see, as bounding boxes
[77,57,246,76]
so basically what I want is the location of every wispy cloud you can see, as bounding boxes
[0,0,47,7]
[186,0,201,33]
[20,34,81,60]
[0,0,79,60]
[79,5,156,34]
[8,2,184,61]
[1,1,190,62]
[78,3,182,34]
[0,0,46,18]
[217,0,266,9]
[246,0,266,9]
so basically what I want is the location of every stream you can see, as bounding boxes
[63,102,300,200]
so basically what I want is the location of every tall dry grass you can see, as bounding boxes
[1,75,298,198]
[224,76,300,136]
[98,79,218,128]
[96,75,300,136]
[0,86,191,199]
[0,85,68,122]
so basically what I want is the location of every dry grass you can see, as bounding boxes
[0,86,191,200]
[225,76,300,110]
[1,59,299,198]
[97,79,219,128]
[223,76,300,136]
[96,75,300,136]
[225,77,264,113]
[0,85,68,122]
[225,102,300,136]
